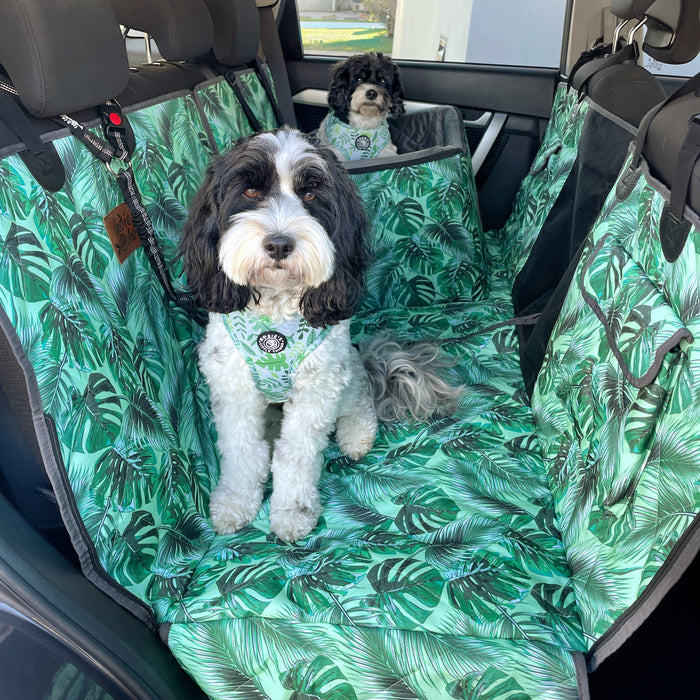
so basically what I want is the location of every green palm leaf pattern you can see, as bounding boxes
[238,66,280,131]
[533,160,700,646]
[195,78,258,153]
[167,620,582,700]
[3,69,697,700]
[353,152,487,312]
[0,93,218,608]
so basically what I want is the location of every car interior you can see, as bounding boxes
[0,0,698,698]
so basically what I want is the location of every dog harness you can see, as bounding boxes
[322,112,392,160]
[222,311,331,403]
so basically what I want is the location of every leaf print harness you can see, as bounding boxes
[321,112,392,160]
[223,311,331,403]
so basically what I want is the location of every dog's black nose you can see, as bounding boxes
[366,88,378,100]
[264,234,295,261]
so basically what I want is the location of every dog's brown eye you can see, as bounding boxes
[302,190,317,202]
[244,188,261,199]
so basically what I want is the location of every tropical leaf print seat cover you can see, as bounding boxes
[0,74,698,700]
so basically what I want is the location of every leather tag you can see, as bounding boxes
[103,202,141,264]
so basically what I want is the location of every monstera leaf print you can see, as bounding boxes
[353,152,486,312]
[65,373,123,453]
[238,68,279,131]
[281,656,358,699]
[533,165,700,647]
[11,75,697,700]
[393,488,459,534]
[448,668,531,700]
[0,222,52,302]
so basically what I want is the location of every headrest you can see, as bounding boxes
[634,75,700,260]
[110,0,214,62]
[643,0,700,64]
[203,0,260,67]
[610,0,656,19]
[0,0,129,118]
[586,62,666,127]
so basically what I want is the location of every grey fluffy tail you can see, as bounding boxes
[359,335,463,423]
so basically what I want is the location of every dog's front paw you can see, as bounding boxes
[209,485,263,535]
[269,490,322,543]
[336,411,377,460]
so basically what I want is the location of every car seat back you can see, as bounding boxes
[0,0,224,628]
[511,0,700,393]
[531,67,700,667]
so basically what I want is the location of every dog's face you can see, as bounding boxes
[328,52,405,126]
[181,128,368,327]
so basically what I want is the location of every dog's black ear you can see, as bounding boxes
[301,267,364,327]
[327,59,352,123]
[300,148,369,327]
[388,61,405,118]
[180,159,251,313]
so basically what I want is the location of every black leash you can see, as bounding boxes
[55,100,207,326]
[1,78,206,324]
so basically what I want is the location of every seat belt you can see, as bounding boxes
[258,3,297,127]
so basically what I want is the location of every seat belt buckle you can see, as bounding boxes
[98,100,127,140]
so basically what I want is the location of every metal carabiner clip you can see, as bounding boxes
[105,156,130,178]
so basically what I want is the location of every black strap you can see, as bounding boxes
[114,168,205,324]
[628,72,700,173]
[258,4,297,127]
[60,103,206,325]
[669,114,700,220]
[253,56,285,127]
[0,86,65,192]
[223,69,264,132]
[568,42,613,91]
[572,43,638,98]
[56,112,116,163]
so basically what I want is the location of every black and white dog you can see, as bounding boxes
[318,51,404,160]
[181,128,458,542]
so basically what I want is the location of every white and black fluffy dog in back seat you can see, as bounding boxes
[181,127,459,542]
[318,51,405,160]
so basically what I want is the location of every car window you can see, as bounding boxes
[299,0,568,68]
[643,53,700,78]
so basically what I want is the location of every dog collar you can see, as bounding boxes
[322,112,392,160]
[222,311,331,403]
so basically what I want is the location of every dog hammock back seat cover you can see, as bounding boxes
[0,1,698,699]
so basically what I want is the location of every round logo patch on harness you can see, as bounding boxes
[257,331,287,353]
[355,135,371,151]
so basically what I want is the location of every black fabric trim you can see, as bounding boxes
[343,145,462,174]
[587,512,700,671]
[0,63,209,154]
[579,233,694,388]
[641,159,700,235]
[572,651,591,700]
[0,306,157,632]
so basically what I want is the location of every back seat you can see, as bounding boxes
[0,0,699,698]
